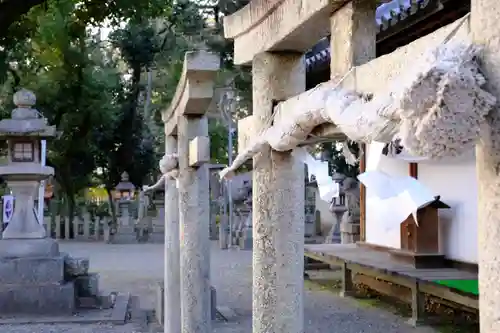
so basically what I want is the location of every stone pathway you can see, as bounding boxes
[2,241,439,332]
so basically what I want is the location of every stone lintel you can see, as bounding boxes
[162,51,220,137]
[188,136,210,167]
[223,0,346,65]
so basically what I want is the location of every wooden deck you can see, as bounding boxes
[304,243,478,326]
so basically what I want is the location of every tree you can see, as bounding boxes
[0,0,172,220]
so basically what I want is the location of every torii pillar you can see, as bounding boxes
[471,1,500,331]
[225,3,309,332]
[224,1,379,331]
[162,51,220,333]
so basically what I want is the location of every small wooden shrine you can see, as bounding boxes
[390,196,450,268]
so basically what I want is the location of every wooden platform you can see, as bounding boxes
[304,243,478,326]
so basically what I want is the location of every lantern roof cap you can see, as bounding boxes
[115,171,136,190]
[0,89,56,138]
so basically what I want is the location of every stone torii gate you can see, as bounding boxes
[224,0,500,332]
[223,1,375,332]
[162,50,219,333]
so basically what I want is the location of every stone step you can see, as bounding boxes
[0,281,75,315]
[0,292,132,325]
[76,292,116,309]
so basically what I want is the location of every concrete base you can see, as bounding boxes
[0,282,75,315]
[0,237,59,258]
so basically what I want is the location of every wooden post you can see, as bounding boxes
[409,163,418,179]
[340,262,355,297]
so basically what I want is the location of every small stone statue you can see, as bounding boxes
[143,153,179,193]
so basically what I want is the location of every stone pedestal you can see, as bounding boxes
[0,237,115,316]
[0,239,68,314]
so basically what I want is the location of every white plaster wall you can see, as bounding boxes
[418,158,478,264]
[354,16,477,263]
[364,143,478,264]
[365,144,408,249]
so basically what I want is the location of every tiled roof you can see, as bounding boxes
[305,0,430,71]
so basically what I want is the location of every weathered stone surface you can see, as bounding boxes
[0,256,64,284]
[0,282,75,315]
[223,0,345,65]
[178,115,211,333]
[164,135,181,333]
[0,238,59,258]
[64,256,89,277]
[74,273,99,297]
[251,52,305,333]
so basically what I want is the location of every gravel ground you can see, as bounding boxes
[1,241,440,333]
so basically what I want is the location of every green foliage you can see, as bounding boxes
[0,0,256,209]
[320,142,360,178]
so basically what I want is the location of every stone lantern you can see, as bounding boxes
[114,171,135,201]
[113,172,136,238]
[0,89,56,240]
[0,89,78,314]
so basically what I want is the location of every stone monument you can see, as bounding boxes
[0,90,124,318]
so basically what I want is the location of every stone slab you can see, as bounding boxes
[0,256,64,284]
[0,238,59,258]
[74,273,99,297]
[0,293,131,325]
[0,282,75,315]
[77,293,115,310]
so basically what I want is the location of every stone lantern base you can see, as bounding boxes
[0,237,117,316]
